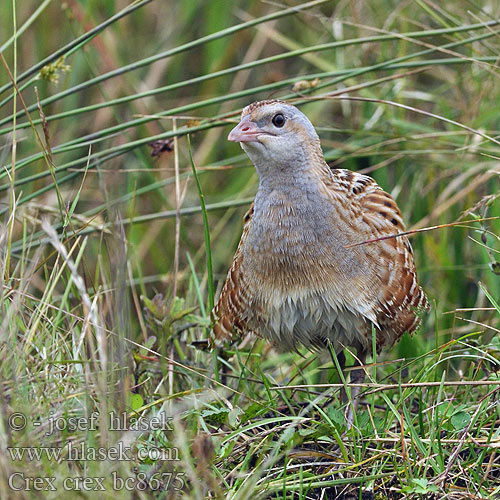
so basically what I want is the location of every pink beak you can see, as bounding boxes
[228,115,262,142]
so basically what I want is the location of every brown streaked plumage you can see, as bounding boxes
[211,100,428,425]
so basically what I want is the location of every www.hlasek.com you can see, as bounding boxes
[8,440,180,462]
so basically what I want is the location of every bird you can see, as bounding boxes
[210,100,428,425]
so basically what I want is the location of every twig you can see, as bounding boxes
[434,386,500,485]
[271,380,500,394]
[344,217,498,248]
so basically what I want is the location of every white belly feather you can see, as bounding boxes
[246,288,373,352]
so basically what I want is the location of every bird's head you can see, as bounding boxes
[228,100,322,172]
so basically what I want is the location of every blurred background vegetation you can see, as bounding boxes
[1,0,500,498]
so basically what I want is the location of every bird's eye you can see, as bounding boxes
[272,113,285,128]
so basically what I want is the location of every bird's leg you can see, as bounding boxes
[334,350,349,403]
[335,349,346,378]
[345,347,368,429]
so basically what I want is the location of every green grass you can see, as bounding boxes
[1,1,500,498]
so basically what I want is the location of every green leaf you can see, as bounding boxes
[201,407,230,425]
[356,411,370,430]
[451,411,471,430]
[328,407,346,428]
[403,478,439,494]
[128,393,144,411]
[228,407,243,428]
[241,402,263,423]
[170,296,186,317]
[142,294,167,320]
[143,336,157,350]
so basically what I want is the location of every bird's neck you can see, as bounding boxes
[252,147,329,192]
[255,165,326,203]
[248,156,341,262]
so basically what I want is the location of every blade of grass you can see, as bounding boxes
[0,0,154,96]
[0,0,331,122]
[0,0,53,54]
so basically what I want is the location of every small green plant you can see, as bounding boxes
[39,56,70,84]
